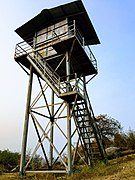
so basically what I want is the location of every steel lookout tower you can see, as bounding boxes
[14,0,106,176]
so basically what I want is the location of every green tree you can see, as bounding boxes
[96,114,122,147]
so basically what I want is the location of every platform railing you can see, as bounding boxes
[59,73,84,96]
[15,20,97,72]
[14,38,33,58]
[74,24,97,71]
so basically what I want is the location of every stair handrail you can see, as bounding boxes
[15,41,59,81]
[84,89,107,157]
[15,41,66,94]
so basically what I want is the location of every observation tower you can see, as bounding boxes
[14,0,106,176]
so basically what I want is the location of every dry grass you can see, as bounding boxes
[1,154,135,180]
[0,173,57,180]
[68,154,135,180]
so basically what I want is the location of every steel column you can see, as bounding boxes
[66,50,72,175]
[49,90,54,168]
[20,65,33,176]
[67,103,72,175]
[66,51,70,92]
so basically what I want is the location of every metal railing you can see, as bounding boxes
[74,24,97,71]
[15,42,62,95]
[15,20,97,71]
[59,73,85,97]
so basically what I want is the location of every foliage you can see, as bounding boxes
[96,115,135,151]
[0,150,44,172]
[96,114,122,147]
[0,149,20,170]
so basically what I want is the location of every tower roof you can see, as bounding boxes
[15,0,100,45]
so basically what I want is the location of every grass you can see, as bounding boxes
[1,154,135,180]
[0,173,57,180]
[68,154,135,180]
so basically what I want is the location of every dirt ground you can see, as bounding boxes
[0,154,135,180]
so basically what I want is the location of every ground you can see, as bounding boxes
[0,154,135,180]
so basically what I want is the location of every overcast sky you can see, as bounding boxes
[0,0,135,152]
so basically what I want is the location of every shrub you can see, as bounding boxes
[0,149,20,170]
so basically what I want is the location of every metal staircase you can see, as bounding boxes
[72,94,106,164]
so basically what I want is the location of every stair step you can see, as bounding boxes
[81,134,94,138]
[82,136,95,139]
[78,122,91,125]
[74,114,88,118]
[83,137,90,139]
[78,125,92,128]
[84,143,90,146]
[77,119,90,123]
[73,108,87,112]
[76,102,85,105]
[77,121,90,125]
[80,131,90,134]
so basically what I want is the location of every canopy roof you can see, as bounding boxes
[15,0,100,45]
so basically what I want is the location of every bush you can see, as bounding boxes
[0,149,20,170]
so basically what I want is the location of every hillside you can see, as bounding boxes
[0,154,135,180]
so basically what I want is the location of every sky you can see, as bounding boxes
[0,0,135,152]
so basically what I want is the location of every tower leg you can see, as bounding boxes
[67,103,72,175]
[49,90,54,168]
[66,50,72,175]
[19,65,33,176]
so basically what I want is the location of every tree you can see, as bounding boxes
[96,114,122,147]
